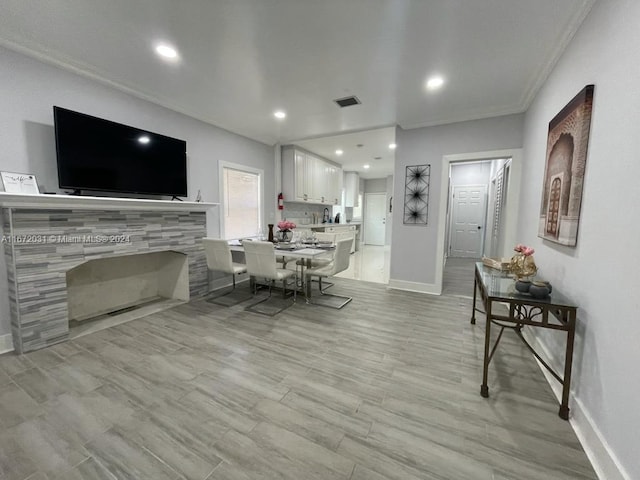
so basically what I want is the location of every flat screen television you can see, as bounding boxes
[54,106,187,197]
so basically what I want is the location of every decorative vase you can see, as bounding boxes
[268,224,274,242]
[279,230,291,242]
[529,281,551,299]
[510,253,537,280]
[515,279,532,293]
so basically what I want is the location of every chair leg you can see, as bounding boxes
[293,274,297,302]
[232,274,236,290]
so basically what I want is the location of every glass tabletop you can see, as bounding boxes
[475,262,577,308]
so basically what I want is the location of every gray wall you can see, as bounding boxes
[390,114,524,285]
[364,178,387,193]
[518,0,639,477]
[0,46,275,340]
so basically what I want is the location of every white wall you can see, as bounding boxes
[390,114,524,289]
[0,46,275,339]
[450,161,492,186]
[518,1,639,478]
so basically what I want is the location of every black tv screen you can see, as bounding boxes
[54,106,187,197]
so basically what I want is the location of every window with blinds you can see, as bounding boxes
[222,167,261,239]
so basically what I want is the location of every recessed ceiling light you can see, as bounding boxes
[155,44,178,59]
[426,76,445,90]
[138,135,150,144]
[363,164,370,169]
[335,149,343,156]
[273,110,286,119]
[389,143,397,150]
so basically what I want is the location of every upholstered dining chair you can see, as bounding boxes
[295,231,336,276]
[304,238,352,308]
[243,240,297,302]
[203,238,247,291]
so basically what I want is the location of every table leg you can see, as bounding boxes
[481,299,491,398]
[471,274,478,324]
[304,258,312,299]
[559,310,577,420]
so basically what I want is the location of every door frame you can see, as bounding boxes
[434,148,523,295]
[364,192,387,245]
[448,183,488,258]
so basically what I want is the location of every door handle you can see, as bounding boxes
[477,226,482,229]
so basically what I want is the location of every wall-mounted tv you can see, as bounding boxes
[54,106,187,197]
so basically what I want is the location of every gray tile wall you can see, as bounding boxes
[2,208,208,353]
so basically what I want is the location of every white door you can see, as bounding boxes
[364,193,386,245]
[450,185,487,258]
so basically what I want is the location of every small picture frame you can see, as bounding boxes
[1,171,40,194]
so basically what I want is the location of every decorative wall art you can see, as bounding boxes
[538,85,594,246]
[403,164,430,225]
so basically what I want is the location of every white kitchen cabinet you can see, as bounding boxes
[327,164,343,205]
[282,147,343,205]
[344,172,360,207]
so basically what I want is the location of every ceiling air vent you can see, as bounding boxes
[334,96,361,108]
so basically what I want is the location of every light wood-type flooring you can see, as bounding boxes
[0,259,597,480]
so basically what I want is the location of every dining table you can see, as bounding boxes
[228,240,334,296]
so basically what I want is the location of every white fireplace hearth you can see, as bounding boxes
[0,192,217,353]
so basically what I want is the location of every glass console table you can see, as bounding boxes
[471,262,578,420]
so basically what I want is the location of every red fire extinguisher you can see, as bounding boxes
[277,192,284,210]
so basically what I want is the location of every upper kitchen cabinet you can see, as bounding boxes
[282,146,342,205]
[344,172,360,207]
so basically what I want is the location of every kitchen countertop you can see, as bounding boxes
[296,222,361,228]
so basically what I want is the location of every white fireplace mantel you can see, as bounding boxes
[0,192,218,211]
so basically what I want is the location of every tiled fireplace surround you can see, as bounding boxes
[1,194,214,353]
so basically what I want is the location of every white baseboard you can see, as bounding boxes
[521,329,630,480]
[0,333,14,354]
[387,278,441,295]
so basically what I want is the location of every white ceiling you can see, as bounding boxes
[1,0,594,177]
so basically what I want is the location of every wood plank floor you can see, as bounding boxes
[0,263,596,480]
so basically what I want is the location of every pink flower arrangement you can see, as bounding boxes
[277,220,296,231]
[514,244,535,256]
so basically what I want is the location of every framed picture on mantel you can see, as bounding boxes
[1,171,40,195]
[538,85,594,247]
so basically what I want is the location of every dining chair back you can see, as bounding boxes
[203,238,247,289]
[304,238,352,308]
[243,240,297,301]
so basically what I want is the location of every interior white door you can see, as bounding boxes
[364,193,386,245]
[450,185,487,258]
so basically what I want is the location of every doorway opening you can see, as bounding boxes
[364,193,387,245]
[435,149,522,294]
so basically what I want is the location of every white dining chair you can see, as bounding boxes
[203,238,247,291]
[295,231,336,276]
[243,240,297,302]
[304,238,352,308]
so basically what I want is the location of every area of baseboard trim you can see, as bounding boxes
[387,278,441,295]
[521,328,630,480]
